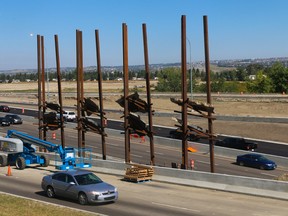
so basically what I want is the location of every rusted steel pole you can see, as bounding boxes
[122,23,130,163]
[203,15,215,173]
[54,35,65,148]
[76,30,82,151]
[37,35,42,140]
[95,29,106,160]
[181,15,188,169]
[78,31,86,151]
[142,23,155,166]
[40,36,46,142]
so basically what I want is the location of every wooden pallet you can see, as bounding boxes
[124,163,154,183]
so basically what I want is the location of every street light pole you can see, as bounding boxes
[187,38,192,99]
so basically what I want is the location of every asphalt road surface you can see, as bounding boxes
[0,165,287,216]
[1,116,287,180]
[4,104,288,158]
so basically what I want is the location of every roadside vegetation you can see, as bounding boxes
[0,194,97,216]
[275,173,288,181]
[2,62,288,94]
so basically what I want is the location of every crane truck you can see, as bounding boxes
[0,130,91,170]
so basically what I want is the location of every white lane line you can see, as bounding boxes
[197,160,219,166]
[107,143,119,147]
[146,151,164,155]
[261,172,278,177]
[131,154,143,158]
[152,202,200,212]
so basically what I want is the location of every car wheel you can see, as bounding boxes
[15,157,26,170]
[259,165,265,170]
[0,155,8,167]
[46,186,56,198]
[78,192,88,205]
[239,161,244,166]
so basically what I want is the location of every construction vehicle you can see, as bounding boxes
[0,130,91,170]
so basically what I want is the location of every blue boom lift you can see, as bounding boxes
[0,130,91,170]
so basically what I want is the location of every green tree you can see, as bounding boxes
[155,67,182,92]
[247,70,273,93]
[236,68,247,81]
[266,62,288,93]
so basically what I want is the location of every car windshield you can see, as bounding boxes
[74,173,103,185]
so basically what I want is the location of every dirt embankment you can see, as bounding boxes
[0,81,287,143]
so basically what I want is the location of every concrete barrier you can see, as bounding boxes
[89,158,288,200]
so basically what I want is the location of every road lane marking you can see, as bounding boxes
[131,154,143,158]
[152,202,200,212]
[146,151,163,155]
[197,160,219,166]
[107,143,119,147]
[261,173,278,178]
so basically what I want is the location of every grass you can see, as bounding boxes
[0,194,98,216]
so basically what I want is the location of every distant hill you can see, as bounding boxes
[1,57,288,74]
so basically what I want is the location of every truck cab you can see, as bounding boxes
[57,111,76,122]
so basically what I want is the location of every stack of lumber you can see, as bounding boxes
[124,163,154,182]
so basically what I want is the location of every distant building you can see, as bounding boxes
[248,75,256,80]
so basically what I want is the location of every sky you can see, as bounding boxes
[1,0,288,70]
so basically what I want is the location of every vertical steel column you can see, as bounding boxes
[37,35,42,140]
[203,15,215,173]
[79,31,85,150]
[181,15,188,169]
[142,23,155,166]
[95,29,106,160]
[122,23,130,163]
[76,30,82,151]
[40,36,46,142]
[54,35,65,148]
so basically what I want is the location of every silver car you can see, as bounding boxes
[41,169,118,205]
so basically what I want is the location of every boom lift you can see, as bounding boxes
[0,130,91,170]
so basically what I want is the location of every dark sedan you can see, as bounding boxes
[5,114,23,124]
[0,105,10,112]
[236,153,277,170]
[0,117,10,126]
[41,169,118,205]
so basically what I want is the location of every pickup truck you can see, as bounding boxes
[56,111,76,122]
[215,137,258,151]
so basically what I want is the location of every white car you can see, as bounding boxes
[57,111,76,122]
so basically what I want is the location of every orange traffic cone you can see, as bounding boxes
[7,165,12,176]
[52,132,56,140]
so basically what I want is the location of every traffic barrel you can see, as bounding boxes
[190,159,195,170]
[7,165,12,176]
[52,132,56,140]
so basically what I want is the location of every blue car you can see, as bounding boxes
[236,153,277,170]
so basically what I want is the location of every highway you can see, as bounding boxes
[0,107,288,215]
[3,103,288,158]
[1,115,287,180]
[1,162,288,216]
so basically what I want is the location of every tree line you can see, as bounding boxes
[156,62,288,94]
[1,62,287,94]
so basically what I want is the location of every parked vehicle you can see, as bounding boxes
[41,169,118,205]
[215,137,257,151]
[57,111,76,122]
[5,114,23,124]
[0,117,10,126]
[0,105,10,112]
[236,153,277,170]
[169,129,200,141]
